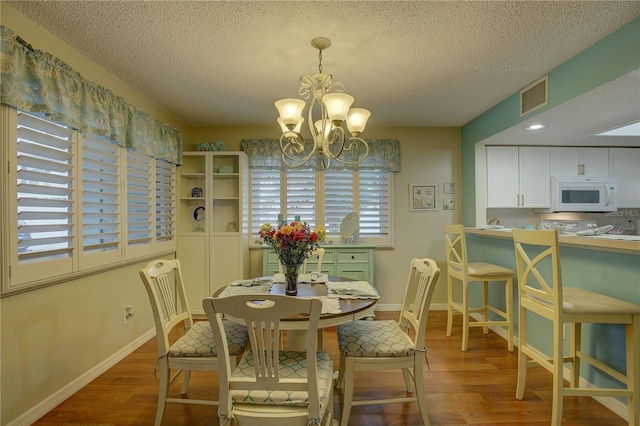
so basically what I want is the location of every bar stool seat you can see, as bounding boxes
[444,224,515,352]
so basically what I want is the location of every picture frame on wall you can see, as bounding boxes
[409,183,436,211]
[443,198,455,210]
[443,182,455,194]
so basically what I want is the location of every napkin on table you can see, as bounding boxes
[326,281,379,299]
[219,285,271,297]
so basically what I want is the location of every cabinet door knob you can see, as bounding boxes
[351,255,355,259]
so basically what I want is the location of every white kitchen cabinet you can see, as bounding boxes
[178,151,249,314]
[609,147,640,207]
[550,147,609,177]
[486,146,550,208]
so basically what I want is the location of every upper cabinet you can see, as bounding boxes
[550,147,609,177]
[486,146,550,208]
[610,148,640,208]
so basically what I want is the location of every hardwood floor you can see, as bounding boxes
[32,311,626,425]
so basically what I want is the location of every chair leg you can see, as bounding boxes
[340,357,356,426]
[569,323,580,388]
[155,360,169,426]
[180,369,191,395]
[446,276,454,337]
[461,282,469,352]
[516,305,527,400]
[627,316,640,426]
[413,358,431,426]
[551,321,565,426]
[482,281,489,334]
[505,277,514,352]
[401,367,413,393]
[336,351,346,389]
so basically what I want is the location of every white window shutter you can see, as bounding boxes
[125,150,153,258]
[154,159,176,250]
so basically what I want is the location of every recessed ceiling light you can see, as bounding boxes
[596,121,640,137]
[525,124,546,131]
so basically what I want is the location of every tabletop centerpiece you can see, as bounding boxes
[259,221,326,295]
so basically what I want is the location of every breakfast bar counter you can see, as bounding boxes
[465,227,640,255]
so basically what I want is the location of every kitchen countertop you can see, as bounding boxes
[466,227,640,255]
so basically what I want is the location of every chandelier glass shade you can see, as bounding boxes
[274,37,371,168]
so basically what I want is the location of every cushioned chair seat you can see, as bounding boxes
[168,321,248,357]
[231,350,333,408]
[338,320,415,357]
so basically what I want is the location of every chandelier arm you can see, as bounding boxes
[331,136,370,165]
[322,127,346,159]
[279,132,317,166]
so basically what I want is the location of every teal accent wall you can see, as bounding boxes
[458,19,640,410]
[466,233,640,402]
[461,17,640,227]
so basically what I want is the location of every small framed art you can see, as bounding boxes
[443,198,455,210]
[410,183,436,211]
[443,182,455,194]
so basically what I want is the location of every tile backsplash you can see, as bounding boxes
[485,208,639,235]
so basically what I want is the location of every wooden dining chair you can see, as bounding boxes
[444,223,515,351]
[202,294,334,426]
[139,259,249,426]
[335,257,440,426]
[512,229,640,425]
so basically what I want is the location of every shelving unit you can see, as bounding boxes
[178,151,249,314]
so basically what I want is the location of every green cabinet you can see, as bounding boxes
[262,244,375,286]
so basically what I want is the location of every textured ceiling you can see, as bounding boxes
[6,1,640,131]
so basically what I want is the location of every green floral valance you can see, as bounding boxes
[0,25,182,164]
[241,138,400,171]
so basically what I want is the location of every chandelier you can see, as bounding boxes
[274,37,371,168]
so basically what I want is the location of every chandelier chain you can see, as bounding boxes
[318,49,323,74]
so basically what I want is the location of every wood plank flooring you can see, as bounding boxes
[32,311,626,425]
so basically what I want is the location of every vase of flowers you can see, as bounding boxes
[259,221,326,295]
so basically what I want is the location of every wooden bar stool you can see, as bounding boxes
[444,224,515,352]
[513,229,640,425]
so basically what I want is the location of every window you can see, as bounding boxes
[3,107,177,294]
[80,134,121,269]
[155,159,177,248]
[125,150,154,258]
[15,111,75,283]
[249,168,393,246]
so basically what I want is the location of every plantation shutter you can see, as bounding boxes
[286,169,316,227]
[155,160,176,243]
[249,169,281,237]
[323,170,355,236]
[16,111,75,263]
[126,150,153,257]
[80,134,120,263]
[359,170,390,236]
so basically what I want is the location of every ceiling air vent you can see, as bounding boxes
[520,75,548,116]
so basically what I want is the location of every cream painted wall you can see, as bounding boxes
[1,4,177,425]
[1,3,461,424]
[185,126,462,309]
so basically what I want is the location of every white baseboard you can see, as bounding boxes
[7,328,156,426]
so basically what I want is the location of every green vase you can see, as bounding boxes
[284,263,301,295]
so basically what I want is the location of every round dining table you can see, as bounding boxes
[213,277,378,350]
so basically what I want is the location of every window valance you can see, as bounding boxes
[240,138,400,171]
[0,25,182,164]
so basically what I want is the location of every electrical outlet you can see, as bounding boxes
[123,305,134,325]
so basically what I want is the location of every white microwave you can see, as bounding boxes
[546,177,617,212]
